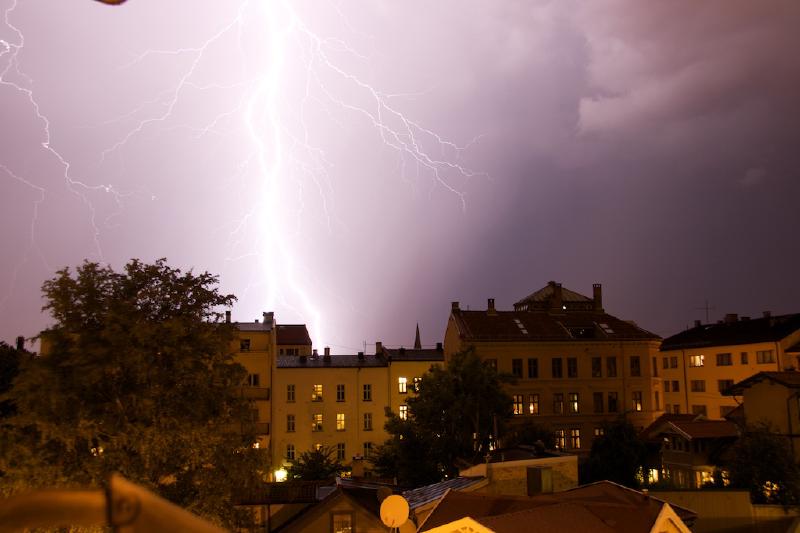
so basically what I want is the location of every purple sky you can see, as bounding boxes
[1,0,799,352]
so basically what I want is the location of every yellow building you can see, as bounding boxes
[269,341,444,476]
[659,312,800,419]
[443,282,664,452]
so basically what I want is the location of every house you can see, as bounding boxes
[641,414,739,488]
[724,371,800,460]
[444,282,664,452]
[659,312,800,419]
[418,481,696,532]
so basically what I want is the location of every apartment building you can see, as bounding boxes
[659,312,800,419]
[443,281,664,452]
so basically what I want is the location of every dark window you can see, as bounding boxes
[716,353,732,366]
[741,352,748,364]
[336,443,346,462]
[552,358,563,378]
[247,374,260,387]
[757,350,775,364]
[630,356,641,377]
[718,379,734,393]
[512,359,523,378]
[593,392,603,413]
[691,380,706,392]
[691,405,707,416]
[362,384,372,401]
[652,357,658,377]
[608,392,618,413]
[287,414,295,432]
[336,384,345,402]
[287,384,295,402]
[670,356,678,368]
[567,357,578,378]
[591,357,602,378]
[665,381,671,392]
[662,357,669,369]
[654,391,660,410]
[240,339,251,352]
[672,380,680,392]
[553,393,564,414]
[606,357,617,377]
[528,358,539,378]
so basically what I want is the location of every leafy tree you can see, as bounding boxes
[372,347,513,486]
[0,340,25,419]
[0,259,265,527]
[726,423,800,506]
[287,446,344,481]
[585,418,647,488]
[503,420,555,451]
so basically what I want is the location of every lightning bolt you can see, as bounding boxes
[2,0,485,348]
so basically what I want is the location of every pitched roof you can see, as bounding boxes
[724,371,800,395]
[276,324,312,345]
[419,482,696,533]
[383,347,444,362]
[660,313,800,351]
[450,309,659,342]
[402,477,485,509]
[277,354,386,368]
[515,282,593,307]
[641,413,739,441]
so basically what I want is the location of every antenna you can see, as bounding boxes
[694,300,715,323]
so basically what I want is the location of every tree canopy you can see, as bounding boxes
[726,423,800,506]
[0,259,264,526]
[585,418,647,488]
[371,347,513,486]
[287,446,344,481]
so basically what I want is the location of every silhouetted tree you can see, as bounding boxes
[0,259,264,527]
[288,446,344,481]
[727,423,800,506]
[586,418,647,488]
[503,420,556,450]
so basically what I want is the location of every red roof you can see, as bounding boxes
[276,324,311,345]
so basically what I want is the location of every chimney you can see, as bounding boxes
[724,313,738,324]
[550,282,563,311]
[324,346,330,357]
[436,342,443,352]
[763,310,772,319]
[487,298,496,315]
[312,348,318,357]
[451,301,460,312]
[694,319,702,328]
[15,336,24,351]
[593,284,603,312]
[741,316,751,321]
[375,341,383,356]
[225,310,231,323]
[357,351,365,360]
[263,312,273,327]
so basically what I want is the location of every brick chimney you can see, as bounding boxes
[549,282,563,311]
[593,284,603,312]
[225,310,231,323]
[375,341,383,356]
[487,298,497,315]
[451,301,460,312]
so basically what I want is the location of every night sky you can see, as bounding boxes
[1,1,799,352]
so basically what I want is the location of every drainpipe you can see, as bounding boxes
[682,349,689,414]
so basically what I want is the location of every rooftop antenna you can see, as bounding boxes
[694,300,715,323]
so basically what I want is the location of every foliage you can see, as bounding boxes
[503,420,555,450]
[371,347,513,486]
[585,418,647,488]
[287,446,344,481]
[0,341,25,419]
[726,423,800,506]
[0,259,265,527]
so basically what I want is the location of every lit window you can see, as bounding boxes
[398,377,407,394]
[336,443,346,462]
[336,384,345,402]
[413,377,422,391]
[287,414,295,432]
[554,429,566,449]
[363,384,372,401]
[363,413,372,430]
[399,405,408,420]
[336,413,345,431]
[632,391,643,412]
[485,359,498,370]
[286,444,295,460]
[568,392,579,414]
[528,394,539,415]
[312,384,323,401]
[513,395,524,415]
[287,384,295,402]
[594,427,604,437]
[315,443,323,451]
[757,350,775,364]
[689,355,705,367]
[569,428,581,449]
[312,413,323,432]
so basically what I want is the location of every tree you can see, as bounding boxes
[287,446,344,481]
[503,420,556,451]
[372,347,513,486]
[0,340,25,419]
[726,423,800,506]
[0,259,265,526]
[585,418,647,488]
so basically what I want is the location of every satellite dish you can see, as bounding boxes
[376,486,393,503]
[380,494,409,528]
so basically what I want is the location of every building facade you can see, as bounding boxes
[443,282,664,452]
[659,313,800,419]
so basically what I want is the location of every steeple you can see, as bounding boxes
[414,323,421,350]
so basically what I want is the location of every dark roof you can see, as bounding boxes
[450,309,659,342]
[235,321,273,332]
[788,342,800,353]
[642,413,739,441]
[277,354,386,368]
[420,482,696,532]
[515,282,593,307]
[402,477,485,509]
[384,347,444,362]
[660,313,800,351]
[477,445,562,465]
[276,324,312,346]
[724,371,800,395]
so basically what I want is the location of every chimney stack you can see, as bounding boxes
[763,310,772,319]
[549,282,563,311]
[451,301,460,312]
[312,348,318,357]
[593,284,603,312]
[487,298,496,315]
[436,342,443,352]
[375,341,383,356]
[724,313,738,324]
[225,310,231,323]
[694,319,702,328]
[15,336,24,351]
[324,346,330,357]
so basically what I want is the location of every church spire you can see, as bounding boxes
[414,323,421,350]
